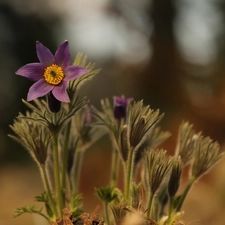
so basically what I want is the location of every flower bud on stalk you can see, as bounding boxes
[113,96,133,121]
[168,157,183,198]
[47,92,61,113]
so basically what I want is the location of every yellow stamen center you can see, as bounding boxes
[44,64,64,85]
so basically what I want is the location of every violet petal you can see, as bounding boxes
[64,65,88,81]
[55,41,70,69]
[36,41,55,67]
[27,79,54,101]
[15,63,44,81]
[114,96,133,106]
[114,96,124,106]
[52,81,70,102]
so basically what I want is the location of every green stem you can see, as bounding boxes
[166,197,175,225]
[110,146,119,187]
[41,165,58,218]
[104,202,110,225]
[61,121,72,206]
[125,147,134,203]
[176,176,196,211]
[146,193,154,218]
[53,133,63,217]
[166,196,185,225]
[73,144,83,194]
[152,194,160,221]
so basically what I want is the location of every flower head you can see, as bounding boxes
[16,41,88,102]
[113,96,133,120]
[9,111,52,166]
[143,149,173,195]
[191,136,223,179]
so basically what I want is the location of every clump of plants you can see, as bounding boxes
[9,41,224,225]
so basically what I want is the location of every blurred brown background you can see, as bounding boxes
[1,0,225,224]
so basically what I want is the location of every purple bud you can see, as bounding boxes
[113,96,133,121]
[47,91,61,113]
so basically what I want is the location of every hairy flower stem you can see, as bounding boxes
[166,201,175,225]
[73,144,84,194]
[104,202,110,225]
[146,193,154,219]
[40,165,58,218]
[53,133,63,217]
[62,121,72,206]
[176,176,195,212]
[110,146,119,187]
[152,195,160,221]
[125,147,134,203]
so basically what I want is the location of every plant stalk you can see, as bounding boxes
[110,146,119,187]
[40,165,58,218]
[53,133,63,217]
[146,192,154,218]
[61,121,72,206]
[104,202,110,225]
[125,147,134,202]
[176,176,195,211]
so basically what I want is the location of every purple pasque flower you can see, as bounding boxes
[16,41,88,102]
[113,96,133,121]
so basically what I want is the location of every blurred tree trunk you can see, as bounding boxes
[139,0,185,114]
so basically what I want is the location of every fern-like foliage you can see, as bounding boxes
[13,205,49,221]
[70,53,101,92]
[35,192,54,218]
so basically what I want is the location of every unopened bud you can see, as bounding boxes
[47,92,61,113]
